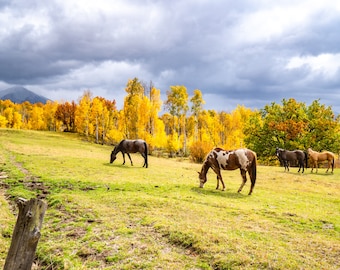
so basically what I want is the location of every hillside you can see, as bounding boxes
[0,86,50,104]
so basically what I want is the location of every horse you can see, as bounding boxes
[198,148,257,195]
[275,147,308,173]
[307,148,334,173]
[110,139,148,168]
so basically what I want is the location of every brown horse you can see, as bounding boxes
[198,148,257,195]
[110,139,148,168]
[307,148,334,173]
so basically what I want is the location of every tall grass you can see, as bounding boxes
[0,129,339,269]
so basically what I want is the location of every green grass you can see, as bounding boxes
[0,129,339,269]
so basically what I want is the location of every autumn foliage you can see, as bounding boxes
[0,80,339,163]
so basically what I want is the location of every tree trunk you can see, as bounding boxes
[4,198,47,270]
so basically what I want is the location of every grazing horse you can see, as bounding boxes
[275,147,308,173]
[110,139,148,168]
[198,148,257,195]
[307,148,334,173]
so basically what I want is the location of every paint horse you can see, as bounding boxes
[198,148,257,195]
[307,148,334,173]
[110,139,148,168]
[275,147,308,173]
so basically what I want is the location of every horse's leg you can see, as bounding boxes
[212,167,225,191]
[326,160,331,173]
[311,161,315,173]
[141,152,147,168]
[284,160,289,172]
[218,174,225,191]
[315,161,318,173]
[298,159,304,173]
[121,152,126,165]
[238,169,247,193]
[248,169,255,195]
[127,153,133,166]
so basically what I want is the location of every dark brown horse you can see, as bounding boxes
[198,148,257,195]
[275,147,308,173]
[110,139,148,168]
[307,148,334,173]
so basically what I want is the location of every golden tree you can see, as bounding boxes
[123,78,144,138]
[75,90,92,137]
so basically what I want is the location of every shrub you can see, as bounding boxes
[189,141,213,163]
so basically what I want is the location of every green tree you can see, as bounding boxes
[244,98,339,163]
[304,100,339,152]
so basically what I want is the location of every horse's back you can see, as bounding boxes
[119,139,146,153]
[309,148,334,160]
[322,151,335,160]
[231,148,256,170]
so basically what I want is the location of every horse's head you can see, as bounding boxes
[110,150,117,163]
[197,171,206,188]
[276,147,284,157]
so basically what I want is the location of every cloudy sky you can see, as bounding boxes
[1,0,340,113]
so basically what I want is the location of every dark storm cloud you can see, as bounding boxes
[0,0,340,113]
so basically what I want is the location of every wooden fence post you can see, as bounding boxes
[4,197,47,270]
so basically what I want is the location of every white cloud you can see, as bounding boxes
[286,53,340,78]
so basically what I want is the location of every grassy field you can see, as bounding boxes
[0,129,339,269]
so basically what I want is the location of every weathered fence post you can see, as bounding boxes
[4,197,47,270]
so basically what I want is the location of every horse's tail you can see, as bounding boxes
[304,151,308,168]
[332,156,335,172]
[144,141,148,168]
[252,155,257,184]
[249,152,257,195]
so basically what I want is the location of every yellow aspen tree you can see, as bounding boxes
[153,117,167,149]
[75,90,92,138]
[43,101,59,131]
[190,89,205,142]
[3,107,14,128]
[218,111,232,147]
[12,111,23,129]
[147,86,163,150]
[138,95,151,141]
[186,115,195,146]
[123,78,144,138]
[230,105,254,148]
[90,97,103,144]
[19,101,33,129]
[201,110,221,146]
[164,85,189,155]
[0,115,8,128]
[107,110,125,143]
[99,98,116,144]
[28,105,45,130]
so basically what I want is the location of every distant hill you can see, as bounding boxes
[0,86,50,104]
